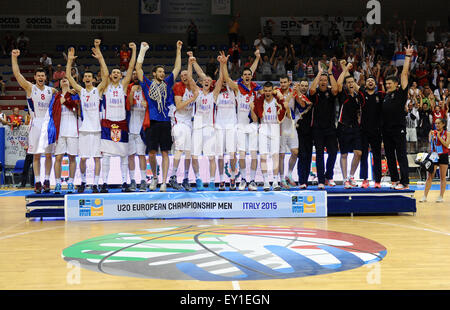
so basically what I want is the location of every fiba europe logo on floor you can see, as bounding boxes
[62,225,387,281]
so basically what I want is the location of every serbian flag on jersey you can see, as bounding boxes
[392,50,418,67]
[237,78,262,95]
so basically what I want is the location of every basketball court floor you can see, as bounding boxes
[0,187,449,291]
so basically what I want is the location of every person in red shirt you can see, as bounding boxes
[7,107,23,129]
[119,43,132,69]
[420,118,449,203]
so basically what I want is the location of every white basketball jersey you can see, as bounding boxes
[279,88,296,132]
[129,88,146,135]
[215,86,237,129]
[79,87,101,132]
[193,91,215,129]
[261,98,279,124]
[59,92,78,137]
[236,91,255,125]
[104,83,126,121]
[27,85,52,119]
[174,87,195,126]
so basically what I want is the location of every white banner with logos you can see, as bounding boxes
[0,15,119,31]
[261,16,357,37]
[211,0,231,15]
[64,190,327,221]
[4,125,28,167]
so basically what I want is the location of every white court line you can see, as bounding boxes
[336,218,450,236]
[0,226,65,241]
[0,220,25,235]
[0,190,16,196]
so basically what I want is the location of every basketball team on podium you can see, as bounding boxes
[10,39,449,194]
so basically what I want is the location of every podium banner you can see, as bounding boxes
[65,190,327,221]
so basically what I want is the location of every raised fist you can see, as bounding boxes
[11,49,20,58]
[187,51,193,58]
[129,42,136,50]
[254,49,260,58]
[94,39,101,48]
[176,41,183,49]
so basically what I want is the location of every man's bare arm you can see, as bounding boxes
[65,47,82,93]
[136,42,150,82]
[122,42,137,89]
[172,40,183,80]
[11,49,32,95]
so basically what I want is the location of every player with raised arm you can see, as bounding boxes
[309,60,339,190]
[276,76,303,189]
[135,41,182,192]
[215,51,238,191]
[126,75,148,192]
[191,53,226,191]
[66,40,108,193]
[214,50,262,191]
[168,55,199,191]
[253,83,286,191]
[336,61,363,189]
[11,49,57,193]
[100,42,137,193]
[49,76,79,194]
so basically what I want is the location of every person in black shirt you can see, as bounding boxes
[381,45,414,190]
[337,62,363,189]
[359,75,385,188]
[294,78,314,189]
[309,61,339,189]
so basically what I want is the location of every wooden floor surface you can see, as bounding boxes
[0,190,449,290]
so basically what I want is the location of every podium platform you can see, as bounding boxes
[25,185,416,220]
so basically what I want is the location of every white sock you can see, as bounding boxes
[274,175,279,182]
[220,174,225,182]
[94,175,99,186]
[140,170,146,182]
[184,169,189,179]
[68,178,74,184]
[210,177,215,184]
[263,173,268,182]
[45,174,50,181]
[195,172,200,179]
[81,173,86,183]
[56,179,61,185]
[121,157,128,183]
[241,169,247,180]
[102,156,110,184]
[129,170,135,181]
[250,169,256,181]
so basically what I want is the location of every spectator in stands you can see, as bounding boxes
[295,58,306,79]
[271,45,288,80]
[405,98,419,153]
[228,42,242,76]
[120,64,127,78]
[425,26,436,49]
[118,43,131,70]
[254,32,272,59]
[3,32,15,55]
[299,18,313,56]
[228,13,240,47]
[16,32,30,56]
[39,53,53,79]
[52,64,66,89]
[205,56,218,80]
[263,20,274,38]
[259,54,273,81]
[186,19,198,52]
[434,76,447,101]
[20,111,34,188]
[417,100,433,152]
[0,75,6,96]
[70,67,80,84]
[7,107,24,129]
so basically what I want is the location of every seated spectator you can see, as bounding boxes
[118,43,131,69]
[0,75,6,96]
[7,107,24,129]
[16,32,30,55]
[40,53,53,78]
[228,42,242,76]
[52,64,66,89]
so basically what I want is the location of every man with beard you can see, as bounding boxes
[336,62,363,189]
[359,75,384,188]
[11,49,58,193]
[66,41,107,193]
[309,61,339,190]
[136,41,182,192]
[100,42,137,193]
